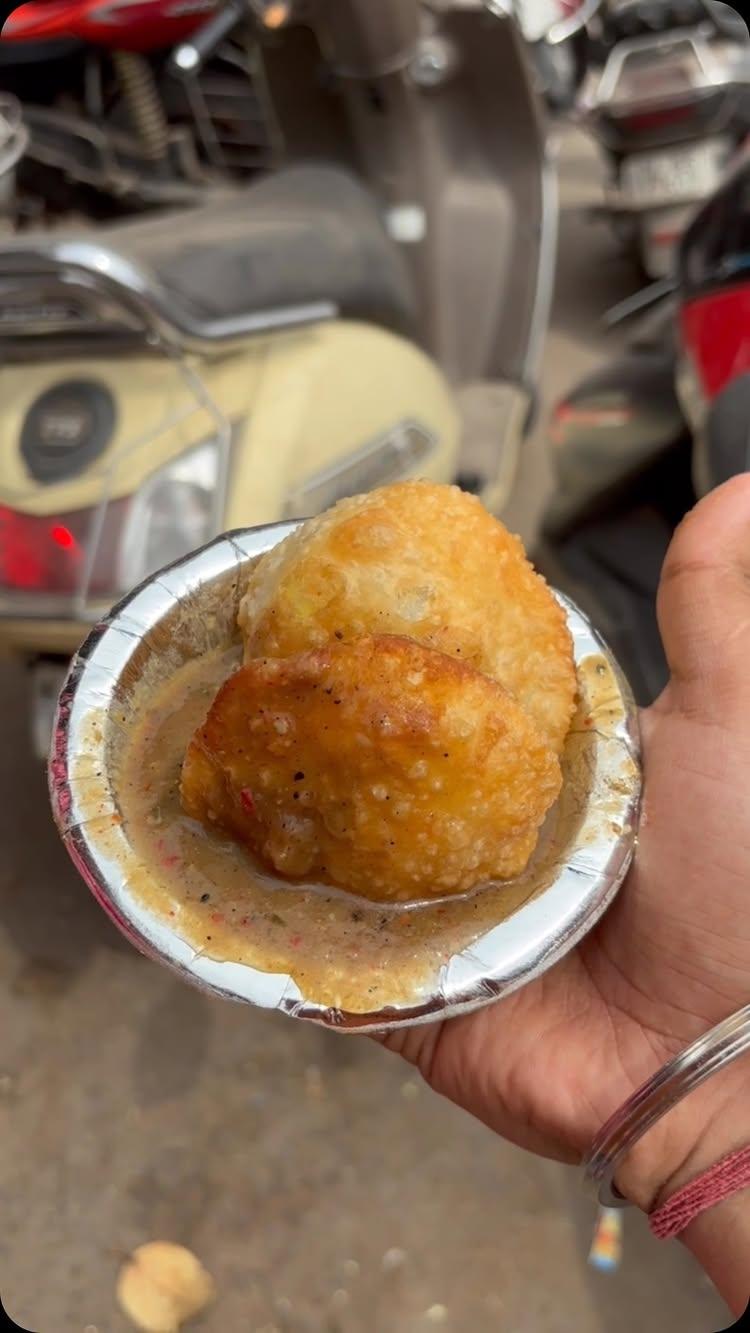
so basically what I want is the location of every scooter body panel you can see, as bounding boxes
[0,320,459,657]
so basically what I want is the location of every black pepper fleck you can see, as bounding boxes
[200,893,210,903]
[294,772,304,781]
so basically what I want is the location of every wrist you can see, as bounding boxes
[614,1063,750,1213]
[612,1063,750,1316]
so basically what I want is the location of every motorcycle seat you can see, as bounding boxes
[97,164,418,338]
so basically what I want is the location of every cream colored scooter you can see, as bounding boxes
[0,0,558,756]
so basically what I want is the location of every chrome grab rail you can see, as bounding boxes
[0,239,336,354]
[591,25,740,108]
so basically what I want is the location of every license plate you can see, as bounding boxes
[621,138,729,206]
[30,660,68,761]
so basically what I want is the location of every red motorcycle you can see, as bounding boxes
[0,0,284,214]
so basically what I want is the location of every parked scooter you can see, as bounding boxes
[578,0,749,278]
[0,0,558,757]
[537,140,750,703]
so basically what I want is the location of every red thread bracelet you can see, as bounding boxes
[649,1145,750,1240]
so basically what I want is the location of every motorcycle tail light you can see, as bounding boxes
[0,498,129,598]
[618,103,695,134]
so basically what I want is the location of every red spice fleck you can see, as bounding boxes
[289,933,302,948]
[156,837,180,869]
[240,788,256,816]
[239,916,252,927]
[210,911,225,924]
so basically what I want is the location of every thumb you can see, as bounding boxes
[656,473,750,721]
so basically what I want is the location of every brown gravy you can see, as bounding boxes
[106,644,631,1015]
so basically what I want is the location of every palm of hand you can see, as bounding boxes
[384,478,750,1202]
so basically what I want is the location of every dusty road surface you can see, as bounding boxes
[0,129,729,1333]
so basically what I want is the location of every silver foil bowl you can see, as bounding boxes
[49,523,641,1033]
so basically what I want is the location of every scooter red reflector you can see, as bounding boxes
[0,499,128,597]
[0,507,84,592]
[51,524,76,551]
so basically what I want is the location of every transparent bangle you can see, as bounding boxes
[583,1003,750,1208]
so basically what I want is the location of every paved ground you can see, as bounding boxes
[0,128,732,1333]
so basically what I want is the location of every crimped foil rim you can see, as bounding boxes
[49,525,641,1032]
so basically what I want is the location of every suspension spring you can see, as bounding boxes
[113,51,169,161]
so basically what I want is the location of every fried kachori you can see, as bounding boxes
[181,635,562,903]
[239,480,575,753]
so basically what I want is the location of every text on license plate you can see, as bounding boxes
[621,139,728,205]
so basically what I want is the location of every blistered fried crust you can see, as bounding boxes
[181,636,561,903]
[239,481,575,753]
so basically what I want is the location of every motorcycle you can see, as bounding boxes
[578,0,750,278]
[0,0,559,757]
[0,0,287,217]
[537,139,750,703]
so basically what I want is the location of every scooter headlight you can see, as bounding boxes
[118,439,224,592]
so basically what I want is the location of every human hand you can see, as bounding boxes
[382,476,750,1252]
